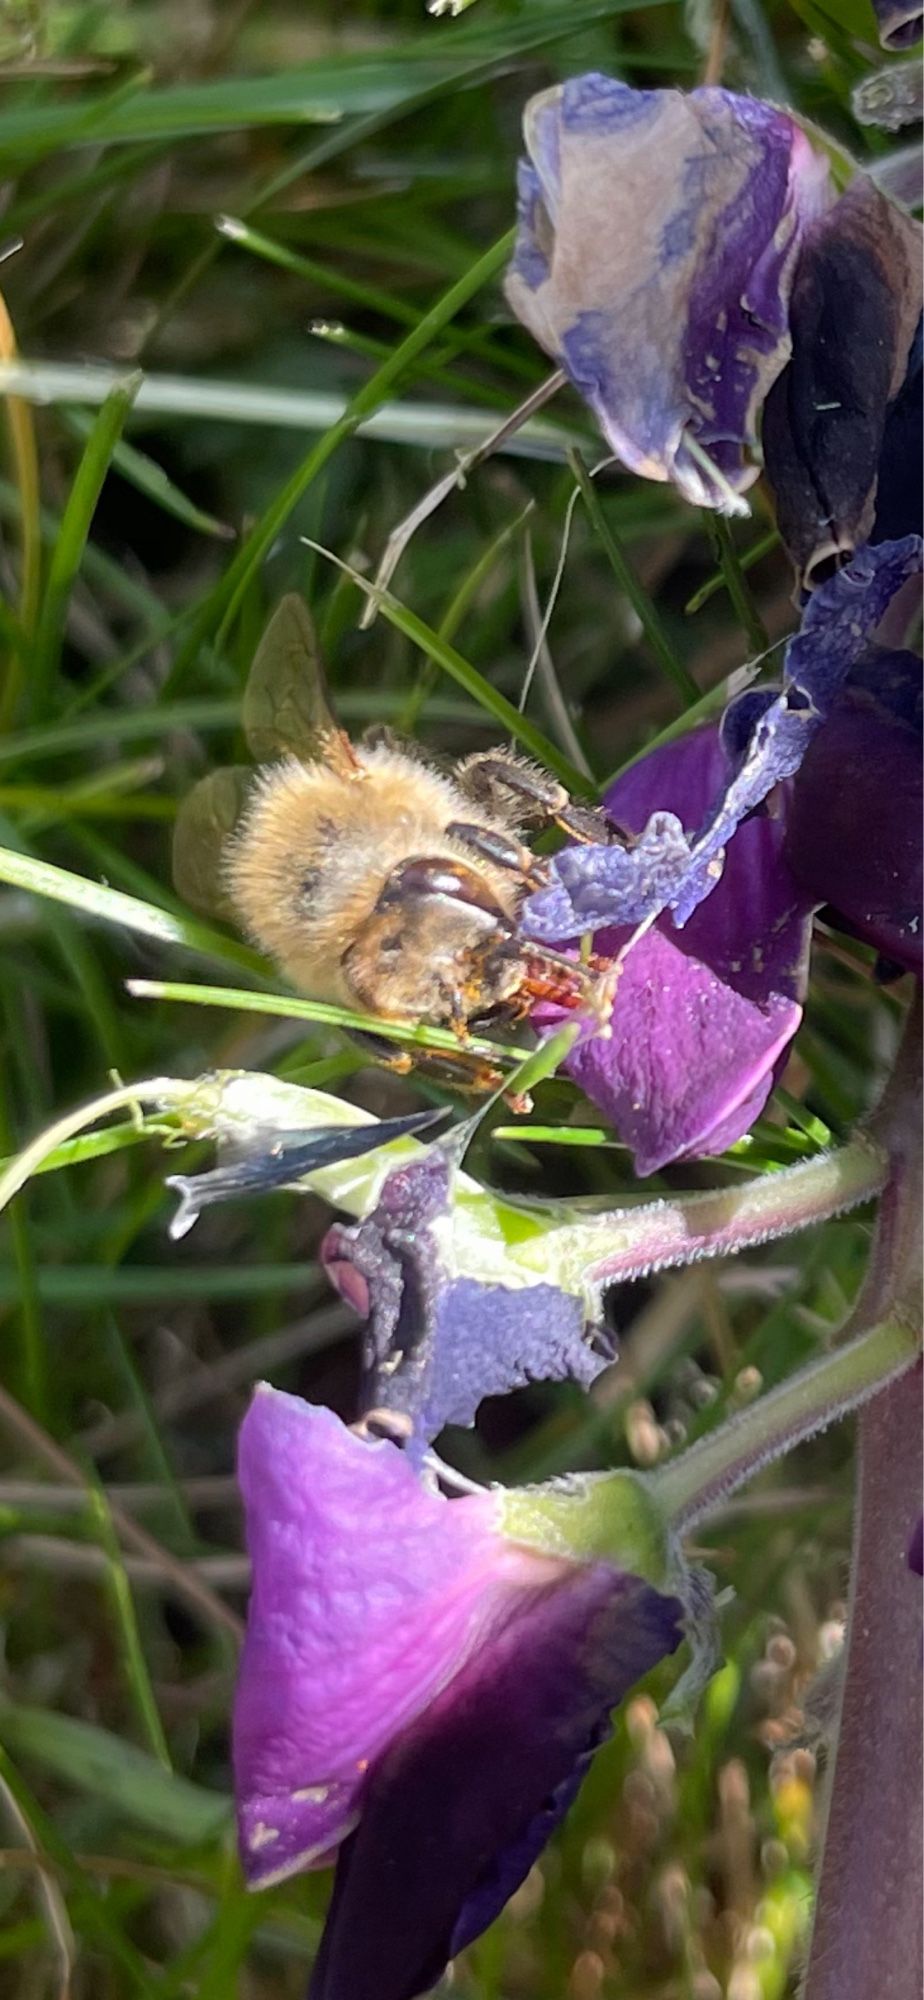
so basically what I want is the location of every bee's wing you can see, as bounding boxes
[242,593,360,777]
[172,765,253,920]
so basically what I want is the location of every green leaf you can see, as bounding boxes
[31,375,141,712]
[0,1704,230,1843]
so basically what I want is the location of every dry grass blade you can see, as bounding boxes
[359,367,567,627]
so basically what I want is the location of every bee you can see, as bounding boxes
[173,596,610,1088]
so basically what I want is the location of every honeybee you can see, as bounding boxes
[173,596,610,1087]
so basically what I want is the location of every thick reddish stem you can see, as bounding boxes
[803,1363,923,2000]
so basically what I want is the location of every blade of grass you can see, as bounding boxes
[703,513,770,653]
[0,1380,242,1639]
[31,374,141,714]
[0,1071,45,1421]
[399,501,535,730]
[0,1706,228,1842]
[0,285,40,728]
[568,449,700,707]
[685,527,780,614]
[126,975,524,1064]
[85,1483,172,1771]
[0,1747,160,1995]
[0,843,264,978]
[63,409,235,541]
[302,538,593,794]
[0,359,578,461]
[167,228,519,681]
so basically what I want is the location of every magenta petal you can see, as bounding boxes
[564,728,812,1174]
[567,929,802,1177]
[308,1564,682,2000]
[235,1387,524,1886]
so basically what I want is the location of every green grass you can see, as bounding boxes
[0,2,907,1994]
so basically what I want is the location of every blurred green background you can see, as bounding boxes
[0,2,909,1994]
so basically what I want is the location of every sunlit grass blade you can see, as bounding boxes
[568,449,700,707]
[0,844,263,977]
[0,359,577,461]
[126,975,524,1064]
[167,228,517,680]
[31,374,141,712]
[302,538,593,794]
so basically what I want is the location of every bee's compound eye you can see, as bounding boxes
[376,855,510,923]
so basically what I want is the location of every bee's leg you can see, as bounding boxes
[348,1027,506,1096]
[454,752,619,846]
[444,819,547,888]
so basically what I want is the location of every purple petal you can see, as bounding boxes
[784,648,923,972]
[235,1388,519,1886]
[874,316,923,547]
[308,1560,682,2000]
[322,1150,608,1451]
[506,74,830,508]
[556,727,812,1174]
[523,536,924,945]
[871,0,923,49]
[761,177,923,586]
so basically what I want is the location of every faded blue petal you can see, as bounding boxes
[871,0,923,49]
[522,536,924,944]
[506,74,830,509]
[322,1151,608,1452]
[533,726,813,1175]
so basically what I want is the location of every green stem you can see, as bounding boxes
[651,1316,921,1532]
[536,1136,887,1298]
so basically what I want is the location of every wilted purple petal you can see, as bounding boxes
[871,0,923,49]
[784,647,923,972]
[761,176,922,585]
[322,1150,608,1452]
[542,727,813,1175]
[506,73,830,509]
[524,811,693,941]
[523,536,924,945]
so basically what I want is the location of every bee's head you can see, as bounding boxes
[342,856,526,1026]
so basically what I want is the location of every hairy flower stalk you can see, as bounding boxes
[801,991,923,2000]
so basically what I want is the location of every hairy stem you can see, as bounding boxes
[802,1365,923,2000]
[529,1137,887,1299]
[650,1317,921,1532]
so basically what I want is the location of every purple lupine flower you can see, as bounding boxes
[524,537,923,947]
[524,539,922,1172]
[761,175,922,586]
[505,73,830,510]
[234,1387,683,2000]
[784,645,922,973]
[322,1148,610,1454]
[533,724,815,1175]
[871,0,923,48]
